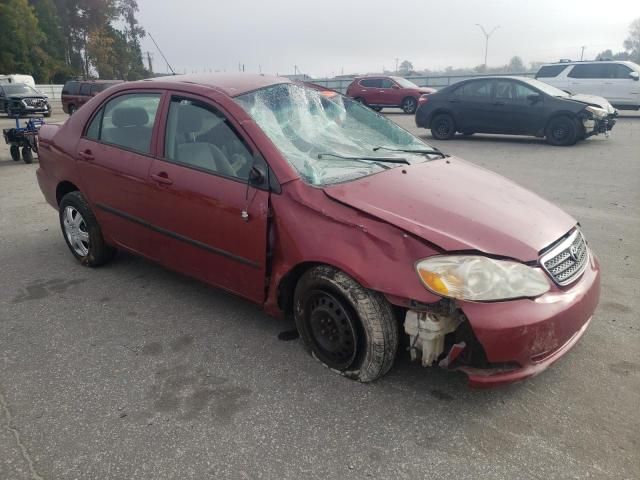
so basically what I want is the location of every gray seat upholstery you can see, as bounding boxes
[176,143,236,177]
[102,106,153,153]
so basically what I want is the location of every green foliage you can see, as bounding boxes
[0,0,149,83]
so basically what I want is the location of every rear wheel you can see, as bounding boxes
[545,116,578,146]
[401,96,418,114]
[59,191,116,267]
[21,147,33,164]
[430,113,456,140]
[10,145,20,162]
[294,265,398,382]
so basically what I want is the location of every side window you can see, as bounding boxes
[495,81,537,101]
[90,84,101,95]
[85,109,102,140]
[454,80,492,98]
[98,93,161,153]
[360,79,382,88]
[568,64,605,79]
[380,78,395,88]
[164,97,254,180]
[608,64,632,79]
[62,81,80,95]
[79,83,92,96]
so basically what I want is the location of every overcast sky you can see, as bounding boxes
[136,0,639,77]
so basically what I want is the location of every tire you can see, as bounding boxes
[430,113,456,140]
[10,145,20,162]
[59,191,116,267]
[401,96,418,114]
[68,104,76,115]
[44,110,51,118]
[545,116,579,146]
[371,106,382,112]
[21,147,33,164]
[294,265,399,382]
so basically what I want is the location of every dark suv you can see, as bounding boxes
[346,76,435,113]
[0,83,51,117]
[62,80,124,115]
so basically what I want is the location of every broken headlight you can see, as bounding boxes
[585,105,607,119]
[415,256,550,301]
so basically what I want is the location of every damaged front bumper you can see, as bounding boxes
[582,112,617,137]
[403,251,601,388]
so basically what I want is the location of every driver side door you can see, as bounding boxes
[145,93,271,303]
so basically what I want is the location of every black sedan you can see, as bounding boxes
[415,76,617,146]
[0,83,51,117]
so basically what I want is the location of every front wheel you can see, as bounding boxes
[10,145,20,162]
[59,191,116,267]
[430,113,456,140]
[545,116,579,146]
[401,96,418,114]
[294,266,399,382]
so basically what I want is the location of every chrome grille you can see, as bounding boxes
[23,98,46,107]
[540,230,589,286]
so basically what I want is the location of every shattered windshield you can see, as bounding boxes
[235,83,432,185]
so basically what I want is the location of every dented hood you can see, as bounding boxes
[323,158,576,262]
[568,94,616,114]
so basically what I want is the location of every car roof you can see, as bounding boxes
[145,73,291,97]
[538,60,634,66]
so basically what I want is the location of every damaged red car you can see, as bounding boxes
[36,74,600,387]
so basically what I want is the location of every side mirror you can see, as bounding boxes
[630,71,639,81]
[527,93,542,103]
[249,164,266,186]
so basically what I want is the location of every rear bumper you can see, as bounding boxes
[36,166,58,209]
[457,251,601,387]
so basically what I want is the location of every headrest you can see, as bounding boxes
[112,107,149,127]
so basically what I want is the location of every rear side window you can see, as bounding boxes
[453,80,492,98]
[360,78,382,88]
[90,84,102,95]
[568,64,607,79]
[535,65,567,78]
[62,81,80,95]
[79,83,91,95]
[85,93,161,154]
[380,78,395,88]
[164,97,253,180]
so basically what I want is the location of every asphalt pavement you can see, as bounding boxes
[0,108,639,479]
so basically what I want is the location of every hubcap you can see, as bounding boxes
[553,124,568,140]
[63,206,90,256]
[305,291,358,370]
[404,98,416,111]
[436,120,450,136]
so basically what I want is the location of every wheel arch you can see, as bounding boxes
[56,180,80,205]
[425,107,454,128]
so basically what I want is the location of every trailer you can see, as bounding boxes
[2,117,44,164]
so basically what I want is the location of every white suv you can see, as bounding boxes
[535,60,640,110]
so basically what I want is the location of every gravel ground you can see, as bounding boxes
[0,107,639,480]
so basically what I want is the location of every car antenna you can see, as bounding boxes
[148,32,176,75]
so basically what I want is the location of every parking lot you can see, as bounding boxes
[1,107,638,479]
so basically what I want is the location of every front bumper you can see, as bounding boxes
[456,251,600,387]
[583,114,616,137]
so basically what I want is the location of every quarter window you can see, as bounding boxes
[85,93,161,154]
[164,98,253,180]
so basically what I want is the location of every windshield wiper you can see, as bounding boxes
[317,152,410,165]
[372,145,448,158]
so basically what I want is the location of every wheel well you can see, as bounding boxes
[56,181,79,205]
[276,262,322,317]
[427,108,453,128]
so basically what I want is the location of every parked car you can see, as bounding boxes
[535,60,640,110]
[36,74,600,387]
[0,74,36,88]
[61,79,124,115]
[415,76,617,145]
[0,83,51,117]
[346,76,436,113]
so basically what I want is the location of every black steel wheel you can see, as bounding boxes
[545,116,578,146]
[430,113,456,140]
[294,265,399,382]
[10,145,20,162]
[402,96,417,114]
[21,147,33,164]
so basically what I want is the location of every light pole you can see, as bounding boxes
[475,24,500,68]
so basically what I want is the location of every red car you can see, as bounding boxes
[61,79,124,115]
[346,76,436,113]
[36,74,600,387]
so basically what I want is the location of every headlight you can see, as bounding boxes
[415,255,550,301]
[585,106,607,119]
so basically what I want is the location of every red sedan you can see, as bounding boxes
[36,74,600,387]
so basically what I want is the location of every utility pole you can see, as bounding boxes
[395,58,399,73]
[145,51,154,75]
[580,46,586,61]
[294,65,298,76]
[475,24,500,68]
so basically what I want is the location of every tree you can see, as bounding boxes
[507,56,524,72]
[623,17,640,63]
[398,60,414,75]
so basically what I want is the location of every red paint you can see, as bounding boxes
[36,74,600,387]
[346,76,436,108]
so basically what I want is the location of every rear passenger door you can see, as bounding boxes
[76,91,164,257]
[145,94,270,303]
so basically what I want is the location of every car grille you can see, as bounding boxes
[23,98,46,107]
[540,229,589,286]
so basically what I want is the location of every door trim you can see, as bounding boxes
[95,202,261,269]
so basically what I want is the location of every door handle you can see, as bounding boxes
[151,172,173,185]
[78,149,94,161]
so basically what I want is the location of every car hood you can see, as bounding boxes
[418,87,436,94]
[7,93,47,100]
[323,157,576,262]
[568,94,616,114]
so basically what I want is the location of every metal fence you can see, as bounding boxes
[36,84,63,107]
[308,72,536,94]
